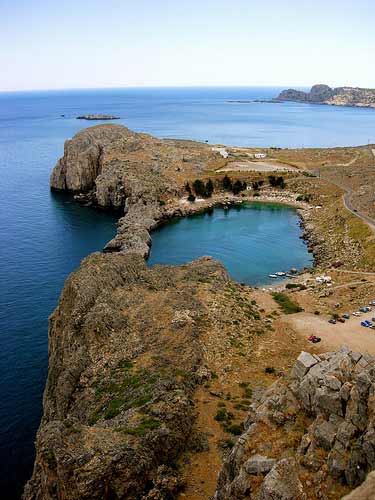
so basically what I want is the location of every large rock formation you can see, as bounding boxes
[50,124,216,256]
[274,85,375,109]
[23,252,229,500]
[50,124,214,204]
[214,347,375,499]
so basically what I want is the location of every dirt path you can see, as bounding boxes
[335,154,359,167]
[216,160,298,173]
[284,311,375,355]
[332,269,375,277]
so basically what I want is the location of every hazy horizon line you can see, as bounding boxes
[0,83,317,94]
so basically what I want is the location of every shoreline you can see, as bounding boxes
[103,190,316,262]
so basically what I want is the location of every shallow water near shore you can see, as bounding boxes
[148,202,313,285]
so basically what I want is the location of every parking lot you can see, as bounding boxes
[284,311,375,355]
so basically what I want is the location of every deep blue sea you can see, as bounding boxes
[1,87,375,499]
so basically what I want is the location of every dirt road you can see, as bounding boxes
[313,170,375,231]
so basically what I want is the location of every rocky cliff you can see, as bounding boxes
[214,347,375,499]
[50,124,216,256]
[274,85,375,109]
[23,252,230,500]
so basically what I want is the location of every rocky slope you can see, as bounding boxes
[23,252,230,500]
[274,85,375,109]
[214,347,375,499]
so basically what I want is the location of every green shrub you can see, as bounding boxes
[265,366,276,374]
[226,424,242,435]
[272,292,303,314]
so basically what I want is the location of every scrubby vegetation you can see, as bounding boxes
[268,175,286,189]
[221,175,247,195]
[285,283,307,290]
[296,193,312,202]
[271,292,303,314]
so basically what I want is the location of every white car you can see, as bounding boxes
[352,312,361,317]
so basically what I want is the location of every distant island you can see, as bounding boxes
[76,114,120,120]
[228,85,375,109]
[270,84,375,109]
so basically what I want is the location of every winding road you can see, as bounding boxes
[314,170,375,231]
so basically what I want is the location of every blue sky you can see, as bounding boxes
[1,0,374,91]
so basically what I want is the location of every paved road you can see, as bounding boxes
[314,171,375,231]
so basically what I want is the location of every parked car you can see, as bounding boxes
[352,312,361,316]
[328,319,336,324]
[361,320,372,327]
[342,314,350,319]
[308,335,321,343]
[337,318,345,323]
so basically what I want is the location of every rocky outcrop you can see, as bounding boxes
[50,124,218,256]
[23,253,229,500]
[274,84,375,109]
[342,471,375,499]
[214,347,375,499]
[50,124,213,201]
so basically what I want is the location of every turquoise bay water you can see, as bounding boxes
[148,203,312,285]
[1,87,375,499]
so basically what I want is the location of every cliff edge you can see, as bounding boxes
[23,252,229,500]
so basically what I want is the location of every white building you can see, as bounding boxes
[212,147,229,159]
[254,153,267,159]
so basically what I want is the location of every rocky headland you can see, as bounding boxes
[271,84,375,109]
[24,124,375,499]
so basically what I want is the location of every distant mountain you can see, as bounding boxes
[273,84,375,109]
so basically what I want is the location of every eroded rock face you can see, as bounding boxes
[23,253,229,500]
[50,124,214,205]
[50,124,217,256]
[214,347,375,499]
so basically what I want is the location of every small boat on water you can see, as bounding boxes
[275,271,286,276]
[269,274,278,278]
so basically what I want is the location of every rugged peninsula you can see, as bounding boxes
[24,124,375,499]
[272,84,375,109]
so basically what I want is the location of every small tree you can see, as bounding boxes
[206,179,214,197]
[252,181,260,191]
[192,179,206,197]
[187,193,196,202]
[222,175,232,191]
[232,180,244,195]
[185,182,191,193]
[268,175,277,187]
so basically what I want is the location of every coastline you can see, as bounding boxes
[102,190,316,267]
[23,124,375,500]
